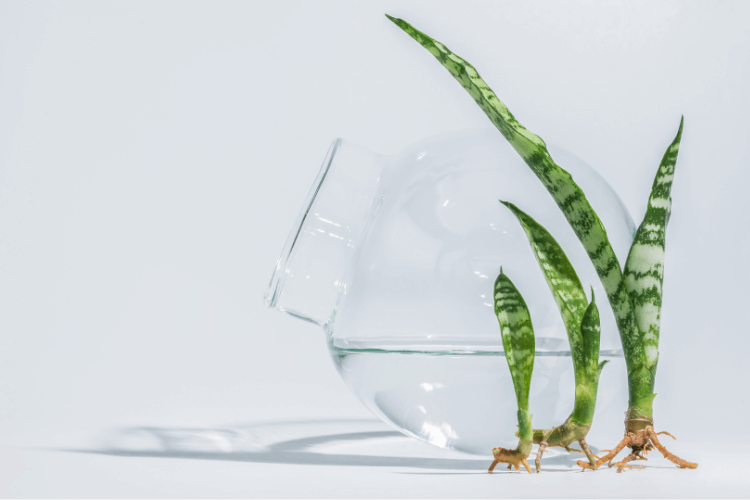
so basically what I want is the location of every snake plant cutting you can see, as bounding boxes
[501,202,606,472]
[386,14,697,472]
[488,269,534,474]
[491,203,607,473]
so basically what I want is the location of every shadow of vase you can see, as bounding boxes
[67,418,591,472]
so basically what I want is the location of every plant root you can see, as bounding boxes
[530,419,596,471]
[577,426,697,471]
[646,427,697,469]
[531,438,598,473]
[488,447,532,474]
[657,431,676,440]
[614,452,647,472]
[579,437,599,468]
[534,442,547,473]
[577,434,633,470]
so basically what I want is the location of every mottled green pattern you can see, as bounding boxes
[501,201,588,374]
[494,270,535,412]
[624,118,684,371]
[570,295,608,424]
[581,292,606,378]
[385,15,646,387]
[516,408,533,456]
[502,202,606,431]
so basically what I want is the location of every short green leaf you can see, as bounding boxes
[494,269,535,412]
[580,292,603,377]
[500,201,588,373]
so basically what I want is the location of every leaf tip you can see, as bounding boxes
[384,13,406,30]
[674,115,684,141]
[499,200,518,214]
[597,359,609,375]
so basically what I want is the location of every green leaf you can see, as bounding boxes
[494,269,535,412]
[500,201,588,373]
[502,202,607,428]
[580,290,603,377]
[623,117,684,369]
[570,293,605,424]
[598,359,610,376]
[386,15,646,384]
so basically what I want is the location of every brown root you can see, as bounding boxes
[646,427,697,469]
[579,437,599,469]
[614,452,647,472]
[578,424,697,472]
[488,447,532,474]
[532,419,595,471]
[534,442,547,473]
[657,431,676,440]
[577,434,632,470]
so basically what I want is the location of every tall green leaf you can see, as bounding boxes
[494,270,535,412]
[500,201,588,374]
[385,15,647,388]
[623,117,684,370]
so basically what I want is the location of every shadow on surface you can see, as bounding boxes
[63,418,590,472]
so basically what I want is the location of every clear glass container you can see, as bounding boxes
[265,128,635,456]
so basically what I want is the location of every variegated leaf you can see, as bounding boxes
[570,293,607,424]
[623,117,684,369]
[500,201,588,373]
[494,269,535,411]
[386,15,646,380]
[580,290,607,377]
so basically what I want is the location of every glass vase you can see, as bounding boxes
[265,128,634,455]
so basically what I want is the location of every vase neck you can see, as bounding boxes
[264,139,383,328]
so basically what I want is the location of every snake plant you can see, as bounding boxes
[488,269,534,474]
[501,202,605,472]
[386,14,697,471]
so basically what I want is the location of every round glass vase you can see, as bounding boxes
[265,128,634,456]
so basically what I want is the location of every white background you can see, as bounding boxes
[1,0,748,497]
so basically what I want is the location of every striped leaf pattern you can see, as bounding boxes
[502,202,607,428]
[623,118,684,369]
[494,270,535,411]
[581,291,608,378]
[386,15,646,377]
[500,201,588,374]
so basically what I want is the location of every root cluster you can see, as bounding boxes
[577,425,697,472]
[530,419,597,473]
[488,447,532,474]
[491,416,697,473]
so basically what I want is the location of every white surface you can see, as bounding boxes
[2,419,748,499]
[1,451,743,499]
[1,0,749,497]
